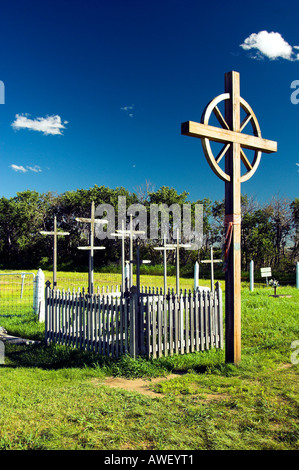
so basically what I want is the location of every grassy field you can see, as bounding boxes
[0,271,298,451]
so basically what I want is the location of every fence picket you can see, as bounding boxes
[169,294,173,356]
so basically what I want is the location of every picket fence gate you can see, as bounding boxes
[45,282,223,358]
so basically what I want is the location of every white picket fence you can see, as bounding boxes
[45,282,223,358]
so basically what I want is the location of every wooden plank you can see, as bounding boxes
[129,294,134,358]
[181,121,277,153]
[194,292,199,351]
[157,297,162,357]
[203,291,209,350]
[115,296,119,358]
[169,294,173,356]
[152,298,157,359]
[45,285,49,344]
[139,298,145,356]
[174,295,179,355]
[190,291,194,353]
[185,294,190,354]
[119,295,123,355]
[209,291,214,348]
[217,284,224,349]
[106,295,110,357]
[98,296,102,355]
[180,295,184,355]
[214,290,220,348]
[163,296,168,356]
[94,294,98,353]
[102,296,106,356]
[124,296,128,354]
[54,289,58,343]
[110,297,113,357]
[199,291,204,351]
[145,297,150,358]
[88,295,92,351]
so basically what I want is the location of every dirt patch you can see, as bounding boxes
[102,375,179,398]
[96,373,228,401]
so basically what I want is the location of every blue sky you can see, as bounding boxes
[0,0,298,204]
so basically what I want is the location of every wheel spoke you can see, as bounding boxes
[215,143,230,164]
[213,106,230,130]
[240,148,253,171]
[240,113,252,132]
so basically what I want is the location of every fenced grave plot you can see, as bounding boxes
[45,284,223,358]
[0,272,36,317]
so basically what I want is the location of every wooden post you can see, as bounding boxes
[224,71,241,364]
[250,260,254,292]
[181,70,277,364]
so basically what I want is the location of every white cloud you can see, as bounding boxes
[240,31,299,61]
[11,114,67,135]
[10,164,43,173]
[10,164,27,173]
[121,104,134,117]
[26,165,42,173]
[297,163,299,172]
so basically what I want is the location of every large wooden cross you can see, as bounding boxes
[181,71,277,364]
[76,201,108,294]
[40,216,70,288]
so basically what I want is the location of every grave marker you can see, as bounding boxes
[40,216,70,288]
[260,267,272,286]
[182,71,277,363]
[154,235,176,294]
[76,201,108,294]
[201,246,222,293]
[115,214,145,288]
[165,228,191,294]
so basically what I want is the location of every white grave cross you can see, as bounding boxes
[76,201,108,294]
[40,216,70,288]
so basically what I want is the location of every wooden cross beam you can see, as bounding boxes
[201,246,222,293]
[40,216,70,288]
[76,201,108,294]
[154,235,176,294]
[165,228,191,294]
[181,71,277,364]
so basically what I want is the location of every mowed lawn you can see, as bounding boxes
[0,270,298,451]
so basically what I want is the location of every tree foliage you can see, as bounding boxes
[0,185,297,272]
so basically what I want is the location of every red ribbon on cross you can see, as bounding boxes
[223,214,241,271]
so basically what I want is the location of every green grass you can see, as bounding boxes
[0,271,298,450]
